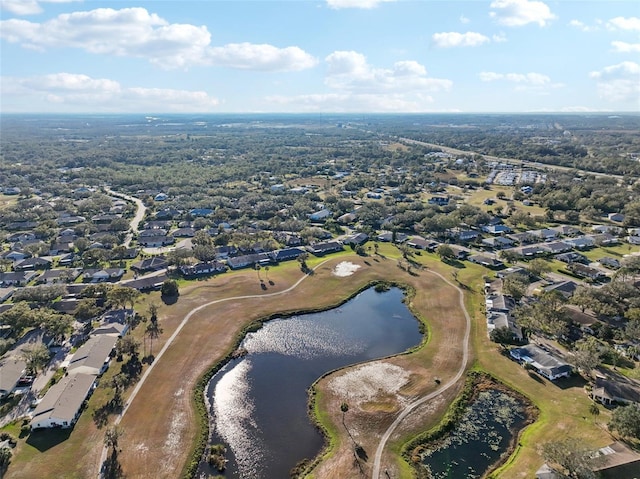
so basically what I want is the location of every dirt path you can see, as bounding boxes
[103,187,146,248]
[97,260,329,477]
[371,269,472,479]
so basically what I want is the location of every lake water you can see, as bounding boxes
[200,287,423,478]
[419,389,529,479]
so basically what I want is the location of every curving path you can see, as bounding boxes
[103,187,146,248]
[371,269,472,479]
[98,259,330,477]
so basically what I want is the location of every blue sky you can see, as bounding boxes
[1,0,638,113]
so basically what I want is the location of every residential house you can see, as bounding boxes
[57,253,77,266]
[541,241,572,254]
[407,236,438,251]
[496,266,528,279]
[543,280,578,298]
[30,373,96,429]
[469,254,504,269]
[36,269,81,284]
[179,261,227,278]
[608,213,625,222]
[592,225,623,235]
[337,212,356,225]
[131,256,168,273]
[377,231,408,243]
[481,224,511,235]
[551,225,582,236]
[598,257,621,269]
[215,245,239,259]
[428,196,449,206]
[590,233,620,246]
[0,357,26,399]
[591,377,640,406]
[529,228,559,241]
[138,235,174,247]
[190,208,213,217]
[513,245,547,257]
[14,257,51,271]
[308,209,332,222]
[171,227,196,238]
[482,236,514,250]
[343,233,369,246]
[0,271,39,286]
[226,253,272,270]
[555,252,588,264]
[449,245,471,260]
[508,232,537,244]
[306,241,344,256]
[567,263,606,281]
[82,268,125,283]
[270,248,305,263]
[66,334,118,376]
[510,344,572,380]
[1,250,30,262]
[121,273,168,292]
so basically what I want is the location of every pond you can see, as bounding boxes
[199,286,423,478]
[419,389,529,479]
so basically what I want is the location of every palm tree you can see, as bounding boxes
[589,402,600,424]
[264,265,270,283]
[145,320,163,357]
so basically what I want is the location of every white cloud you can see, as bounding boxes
[432,31,491,48]
[1,73,220,112]
[479,71,561,93]
[492,33,508,42]
[612,41,640,53]
[479,71,551,85]
[490,0,556,27]
[264,52,451,112]
[0,7,316,71]
[325,51,452,93]
[459,15,470,24]
[208,43,317,71]
[326,0,396,9]
[589,62,640,104]
[607,16,640,31]
[0,0,82,16]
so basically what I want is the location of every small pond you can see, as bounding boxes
[419,389,529,479]
[199,286,423,478]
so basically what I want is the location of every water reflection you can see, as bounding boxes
[203,287,422,478]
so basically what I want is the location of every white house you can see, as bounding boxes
[66,335,118,376]
[30,373,96,429]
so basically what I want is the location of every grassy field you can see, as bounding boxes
[3,243,616,479]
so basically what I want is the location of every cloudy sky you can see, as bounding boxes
[1,0,638,113]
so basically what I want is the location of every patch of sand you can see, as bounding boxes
[327,362,411,406]
[332,261,361,277]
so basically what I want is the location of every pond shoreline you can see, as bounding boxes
[404,371,539,479]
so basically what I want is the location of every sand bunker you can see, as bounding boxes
[333,261,361,277]
[327,362,411,405]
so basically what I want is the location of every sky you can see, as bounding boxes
[0,0,639,113]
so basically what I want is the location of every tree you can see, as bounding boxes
[115,335,139,359]
[12,284,67,305]
[0,447,11,472]
[589,402,600,423]
[0,301,37,338]
[21,344,51,375]
[527,258,552,278]
[74,298,102,321]
[161,279,179,298]
[502,274,529,302]
[490,326,518,345]
[609,404,640,439]
[436,244,455,262]
[104,426,123,452]
[570,286,597,313]
[41,313,73,343]
[572,337,603,376]
[107,286,139,310]
[541,438,601,479]
[145,320,163,356]
[192,244,217,262]
[166,248,191,267]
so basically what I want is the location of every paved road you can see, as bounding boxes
[371,268,472,479]
[398,137,625,180]
[103,188,146,248]
[97,259,331,477]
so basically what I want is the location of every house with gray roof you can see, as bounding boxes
[510,344,572,380]
[66,335,118,377]
[30,373,96,429]
[0,356,26,398]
